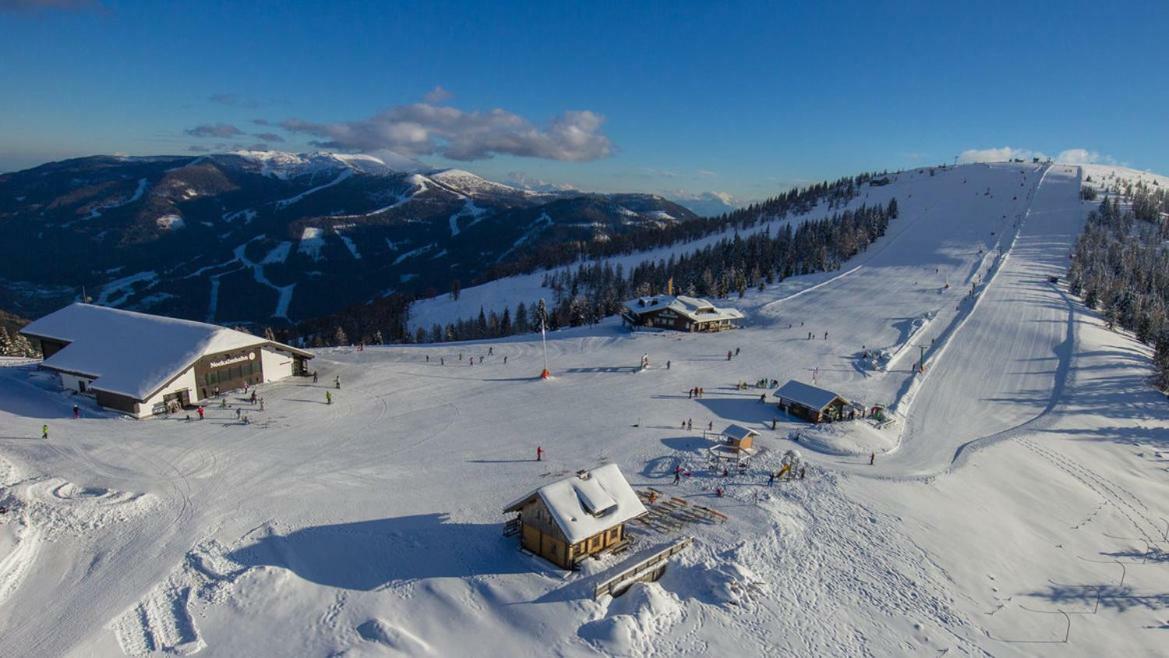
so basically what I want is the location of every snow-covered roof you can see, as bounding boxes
[773,380,846,411]
[622,294,744,323]
[21,303,310,401]
[503,464,647,544]
[722,424,759,442]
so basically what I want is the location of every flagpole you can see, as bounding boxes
[540,316,551,379]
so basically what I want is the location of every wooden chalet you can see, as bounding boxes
[773,379,849,423]
[620,295,743,332]
[503,464,647,570]
[720,424,758,451]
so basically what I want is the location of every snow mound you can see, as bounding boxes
[355,619,433,654]
[792,421,898,456]
[26,478,157,540]
[579,582,683,656]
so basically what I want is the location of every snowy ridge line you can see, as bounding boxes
[274,169,353,209]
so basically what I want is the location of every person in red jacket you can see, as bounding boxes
[536,446,543,461]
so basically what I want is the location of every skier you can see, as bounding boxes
[666,360,671,370]
[489,346,494,356]
[699,387,704,398]
[479,355,484,364]
[73,404,80,419]
[312,371,318,384]
[41,424,48,440]
[325,391,332,405]
[768,472,775,487]
[235,408,241,420]
[688,388,693,399]
[673,466,681,485]
[727,350,732,361]
[760,393,766,403]
[536,446,543,462]
[772,419,777,430]
[824,331,828,340]
[687,419,692,431]
[426,355,430,363]
[503,356,508,365]
[708,420,713,431]
[735,347,741,356]
[197,406,205,420]
[440,357,445,366]
[869,452,875,465]
[250,391,257,404]
[335,376,341,389]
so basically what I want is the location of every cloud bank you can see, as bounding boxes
[958,146,1115,165]
[279,103,613,162]
[185,123,244,138]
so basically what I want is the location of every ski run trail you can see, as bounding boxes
[2,162,1168,657]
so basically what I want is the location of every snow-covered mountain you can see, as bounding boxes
[0,152,698,325]
[3,161,1168,658]
[667,190,738,217]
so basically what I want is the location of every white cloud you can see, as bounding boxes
[1055,148,1114,165]
[423,85,453,104]
[958,146,1048,164]
[958,145,1115,166]
[279,103,613,162]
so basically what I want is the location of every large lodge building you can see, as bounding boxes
[20,303,312,418]
[620,295,743,332]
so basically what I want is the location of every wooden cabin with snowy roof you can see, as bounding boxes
[503,464,647,570]
[620,295,743,332]
[720,424,758,451]
[773,379,849,423]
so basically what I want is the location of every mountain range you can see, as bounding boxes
[0,151,717,326]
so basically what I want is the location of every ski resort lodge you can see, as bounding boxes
[20,303,312,418]
[773,379,849,423]
[503,464,647,570]
[620,295,743,332]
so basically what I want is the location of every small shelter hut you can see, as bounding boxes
[503,464,647,570]
[721,424,758,451]
[773,380,849,423]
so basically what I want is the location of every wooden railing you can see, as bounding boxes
[593,537,692,600]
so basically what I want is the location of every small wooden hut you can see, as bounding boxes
[503,464,647,570]
[773,380,849,423]
[721,424,758,451]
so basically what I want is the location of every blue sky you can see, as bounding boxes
[1,0,1167,201]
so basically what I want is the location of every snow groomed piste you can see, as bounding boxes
[1,162,1167,656]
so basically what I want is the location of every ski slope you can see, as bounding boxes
[1,163,1167,657]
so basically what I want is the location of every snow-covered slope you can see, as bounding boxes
[1,162,1167,657]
